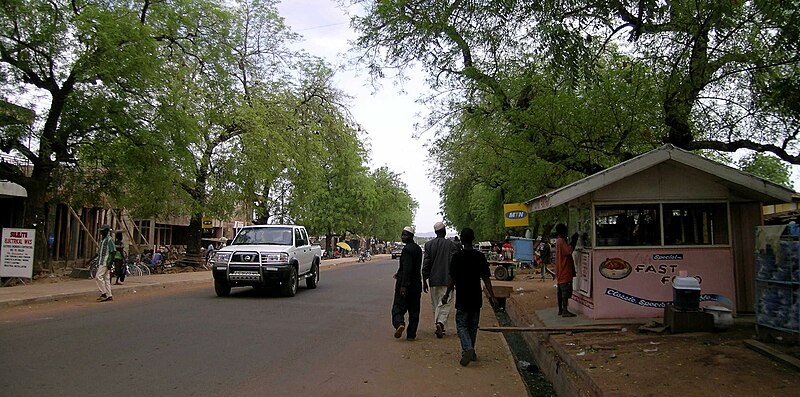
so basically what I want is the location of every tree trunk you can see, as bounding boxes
[186,214,203,257]
[22,165,54,274]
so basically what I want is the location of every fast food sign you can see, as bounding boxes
[578,248,736,318]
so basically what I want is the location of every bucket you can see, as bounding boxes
[703,305,733,330]
[672,276,700,311]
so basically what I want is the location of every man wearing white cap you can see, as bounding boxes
[391,226,423,340]
[422,221,459,338]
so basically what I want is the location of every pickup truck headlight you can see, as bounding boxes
[213,251,232,264]
[260,252,289,264]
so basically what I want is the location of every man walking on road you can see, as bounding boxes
[423,221,459,338]
[95,224,115,302]
[442,227,496,366]
[391,226,423,341]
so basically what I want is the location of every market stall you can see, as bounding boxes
[526,144,795,319]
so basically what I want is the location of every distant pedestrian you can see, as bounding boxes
[422,221,459,339]
[501,239,514,261]
[536,239,554,279]
[391,226,423,341]
[453,236,463,250]
[555,224,579,317]
[95,225,115,302]
[442,227,496,366]
[112,231,126,285]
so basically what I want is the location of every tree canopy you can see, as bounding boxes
[349,0,800,238]
[0,0,415,265]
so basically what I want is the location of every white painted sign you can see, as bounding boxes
[1,228,35,278]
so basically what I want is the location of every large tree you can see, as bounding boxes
[365,166,417,241]
[0,0,217,266]
[349,0,800,236]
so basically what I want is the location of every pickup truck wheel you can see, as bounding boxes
[214,279,231,297]
[282,266,298,297]
[306,262,319,289]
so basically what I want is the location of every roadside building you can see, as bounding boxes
[526,144,795,319]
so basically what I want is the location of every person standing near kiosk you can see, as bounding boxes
[555,223,578,317]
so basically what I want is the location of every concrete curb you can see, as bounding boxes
[1,275,213,308]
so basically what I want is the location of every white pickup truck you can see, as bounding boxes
[210,224,322,297]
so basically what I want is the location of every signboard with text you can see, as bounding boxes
[577,248,736,318]
[503,203,529,227]
[0,228,35,278]
[576,250,592,297]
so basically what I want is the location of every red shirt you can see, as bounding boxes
[555,236,576,284]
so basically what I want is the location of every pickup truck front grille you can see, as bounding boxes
[232,251,260,263]
[229,270,261,281]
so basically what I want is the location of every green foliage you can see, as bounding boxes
[349,0,800,237]
[737,152,794,189]
[366,167,417,241]
[0,0,415,261]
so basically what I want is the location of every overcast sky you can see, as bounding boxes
[276,0,449,236]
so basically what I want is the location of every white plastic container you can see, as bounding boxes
[704,305,734,330]
[672,276,701,311]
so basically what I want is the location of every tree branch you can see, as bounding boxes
[689,139,800,165]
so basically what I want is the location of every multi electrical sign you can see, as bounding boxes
[0,228,35,278]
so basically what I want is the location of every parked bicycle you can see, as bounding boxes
[88,253,150,279]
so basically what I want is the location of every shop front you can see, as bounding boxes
[527,145,795,319]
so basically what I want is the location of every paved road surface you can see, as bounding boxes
[0,257,526,397]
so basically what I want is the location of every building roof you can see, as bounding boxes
[526,144,796,211]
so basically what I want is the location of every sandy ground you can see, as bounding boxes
[501,267,800,397]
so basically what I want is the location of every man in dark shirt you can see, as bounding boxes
[442,227,496,366]
[392,226,423,340]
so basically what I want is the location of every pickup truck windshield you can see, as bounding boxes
[233,227,293,245]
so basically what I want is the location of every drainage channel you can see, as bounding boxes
[495,309,556,397]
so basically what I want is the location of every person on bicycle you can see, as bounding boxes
[95,225,115,302]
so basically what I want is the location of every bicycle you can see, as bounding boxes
[87,256,99,279]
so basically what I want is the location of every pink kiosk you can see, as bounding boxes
[527,145,795,319]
